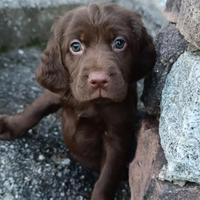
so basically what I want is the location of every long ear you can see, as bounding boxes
[130,14,156,81]
[36,17,69,95]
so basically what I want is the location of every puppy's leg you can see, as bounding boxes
[0,90,61,140]
[91,133,130,200]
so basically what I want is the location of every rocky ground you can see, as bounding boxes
[0,48,130,200]
[0,1,168,199]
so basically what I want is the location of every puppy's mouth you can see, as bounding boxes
[89,88,124,103]
[91,88,109,99]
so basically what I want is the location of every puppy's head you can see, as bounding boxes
[36,4,155,103]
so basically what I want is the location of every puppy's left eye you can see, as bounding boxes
[112,37,127,52]
[70,39,84,55]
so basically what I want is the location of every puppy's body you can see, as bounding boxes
[0,4,155,200]
[62,86,137,170]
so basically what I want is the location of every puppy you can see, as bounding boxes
[0,4,155,200]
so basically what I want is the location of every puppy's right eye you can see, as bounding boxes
[70,39,84,55]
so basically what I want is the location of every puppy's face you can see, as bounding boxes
[37,4,155,103]
[63,5,138,102]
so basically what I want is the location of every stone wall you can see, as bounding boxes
[129,0,200,199]
[159,0,200,185]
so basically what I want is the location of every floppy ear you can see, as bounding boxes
[36,17,69,95]
[130,14,156,81]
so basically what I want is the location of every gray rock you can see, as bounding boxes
[159,51,200,184]
[142,24,187,116]
[0,48,129,200]
[177,0,200,50]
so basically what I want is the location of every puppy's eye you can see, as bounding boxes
[112,37,127,52]
[70,40,84,55]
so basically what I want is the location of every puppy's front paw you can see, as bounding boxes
[0,115,17,140]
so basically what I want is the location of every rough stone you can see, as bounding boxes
[145,181,200,200]
[0,48,130,200]
[164,0,182,23]
[142,23,187,116]
[129,118,200,200]
[129,118,160,200]
[159,51,200,184]
[177,0,200,50]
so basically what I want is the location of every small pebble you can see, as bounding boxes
[38,154,45,161]
[18,49,24,55]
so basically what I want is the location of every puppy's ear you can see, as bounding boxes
[36,17,69,95]
[130,14,156,81]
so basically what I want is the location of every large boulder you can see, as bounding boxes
[177,0,200,50]
[130,0,200,199]
[164,0,200,50]
[159,51,200,184]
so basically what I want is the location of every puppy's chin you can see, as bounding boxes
[72,88,128,104]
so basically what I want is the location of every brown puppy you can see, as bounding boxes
[0,4,155,200]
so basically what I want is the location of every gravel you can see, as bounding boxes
[0,48,130,200]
